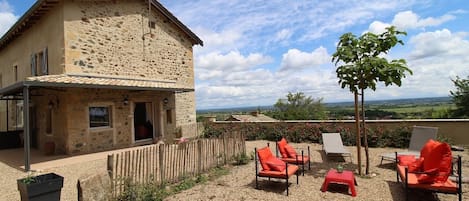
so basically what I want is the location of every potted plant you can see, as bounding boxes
[17,172,64,201]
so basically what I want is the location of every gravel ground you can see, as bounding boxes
[1,141,468,201]
[166,140,469,201]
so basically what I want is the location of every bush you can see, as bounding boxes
[203,122,423,148]
[114,166,229,201]
[232,152,249,165]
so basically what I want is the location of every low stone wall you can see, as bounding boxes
[209,119,469,145]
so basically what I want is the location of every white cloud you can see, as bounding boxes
[275,29,293,42]
[392,11,455,30]
[409,29,469,59]
[197,51,272,72]
[280,47,330,71]
[368,21,392,34]
[366,10,456,34]
[0,1,17,37]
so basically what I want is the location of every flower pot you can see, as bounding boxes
[17,173,64,201]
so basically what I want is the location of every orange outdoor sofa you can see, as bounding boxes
[273,138,311,176]
[255,147,299,196]
[395,139,462,201]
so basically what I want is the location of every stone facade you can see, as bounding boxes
[0,0,201,154]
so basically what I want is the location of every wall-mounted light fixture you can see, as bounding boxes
[48,100,54,110]
[163,97,169,105]
[123,97,129,105]
[47,94,59,109]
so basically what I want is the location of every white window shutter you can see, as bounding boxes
[42,47,48,75]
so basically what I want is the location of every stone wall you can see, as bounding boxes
[0,1,64,84]
[63,0,195,89]
[175,91,197,138]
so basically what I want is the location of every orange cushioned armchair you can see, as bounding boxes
[274,138,311,176]
[255,147,299,196]
[395,139,462,201]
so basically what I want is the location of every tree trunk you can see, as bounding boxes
[354,92,362,176]
[361,89,369,175]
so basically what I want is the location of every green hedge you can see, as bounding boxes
[202,123,417,148]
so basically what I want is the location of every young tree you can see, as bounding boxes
[271,92,326,120]
[332,26,412,175]
[450,75,469,117]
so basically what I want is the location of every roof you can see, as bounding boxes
[227,114,278,122]
[0,0,203,51]
[0,74,193,96]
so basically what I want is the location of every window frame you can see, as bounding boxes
[88,104,113,130]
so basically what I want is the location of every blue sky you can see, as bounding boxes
[1,1,469,110]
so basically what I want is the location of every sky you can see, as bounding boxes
[1,1,469,110]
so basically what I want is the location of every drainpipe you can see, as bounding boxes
[23,86,30,172]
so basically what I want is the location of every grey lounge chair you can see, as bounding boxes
[322,133,352,162]
[380,125,438,165]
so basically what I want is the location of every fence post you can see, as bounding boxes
[197,139,202,174]
[159,143,165,186]
[107,154,114,197]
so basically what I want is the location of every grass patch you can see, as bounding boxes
[114,166,230,201]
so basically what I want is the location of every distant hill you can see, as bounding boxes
[325,96,452,107]
[197,96,452,113]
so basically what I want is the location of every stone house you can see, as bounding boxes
[0,0,202,167]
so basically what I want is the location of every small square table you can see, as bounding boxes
[321,169,357,197]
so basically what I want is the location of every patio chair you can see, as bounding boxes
[273,138,311,176]
[321,133,352,162]
[395,140,462,201]
[380,125,438,165]
[255,147,299,196]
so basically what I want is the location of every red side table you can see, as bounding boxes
[321,169,357,197]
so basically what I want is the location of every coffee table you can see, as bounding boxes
[321,169,357,197]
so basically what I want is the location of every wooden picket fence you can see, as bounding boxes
[107,133,245,197]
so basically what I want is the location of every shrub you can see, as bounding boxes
[203,122,426,148]
[232,152,249,165]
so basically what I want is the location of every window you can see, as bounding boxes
[31,47,48,76]
[149,21,156,29]
[89,106,112,128]
[16,101,24,128]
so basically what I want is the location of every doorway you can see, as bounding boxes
[133,102,154,141]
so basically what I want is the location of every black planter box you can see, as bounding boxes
[17,173,64,201]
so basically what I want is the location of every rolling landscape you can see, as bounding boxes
[197,96,455,120]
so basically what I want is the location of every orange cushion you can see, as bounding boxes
[266,157,286,171]
[284,144,297,158]
[417,168,439,184]
[423,142,452,182]
[408,157,424,172]
[258,164,299,178]
[398,155,416,166]
[420,139,440,159]
[282,155,310,164]
[257,147,274,171]
[277,138,288,158]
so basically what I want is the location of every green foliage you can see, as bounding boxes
[202,124,223,138]
[115,166,229,201]
[206,123,419,148]
[20,172,37,184]
[232,152,250,166]
[269,92,326,120]
[332,26,412,93]
[115,178,168,201]
[450,75,469,117]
